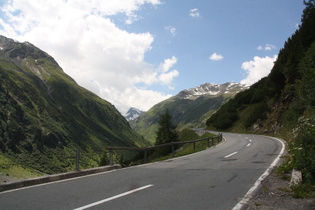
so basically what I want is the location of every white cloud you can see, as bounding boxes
[99,86,172,112]
[257,44,276,51]
[189,8,200,17]
[257,46,263,50]
[159,70,179,86]
[0,0,180,113]
[160,56,177,72]
[209,53,223,61]
[165,26,176,36]
[240,55,278,85]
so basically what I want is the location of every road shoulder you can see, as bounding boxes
[245,169,315,210]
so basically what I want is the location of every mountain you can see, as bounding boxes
[130,82,249,143]
[206,2,315,183]
[124,107,144,121]
[0,35,147,174]
[177,82,249,99]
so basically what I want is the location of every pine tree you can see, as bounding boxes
[155,110,179,156]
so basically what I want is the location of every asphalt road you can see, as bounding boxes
[0,133,284,210]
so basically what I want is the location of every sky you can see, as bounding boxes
[0,0,305,113]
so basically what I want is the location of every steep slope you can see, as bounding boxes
[206,2,315,134]
[206,1,315,182]
[131,82,248,143]
[0,35,146,174]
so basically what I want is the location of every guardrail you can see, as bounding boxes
[106,133,223,165]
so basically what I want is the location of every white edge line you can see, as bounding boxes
[0,168,119,195]
[224,151,238,158]
[232,137,285,210]
[73,184,154,210]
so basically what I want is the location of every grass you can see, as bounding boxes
[147,131,219,163]
[290,183,315,199]
[0,154,44,180]
[277,187,292,193]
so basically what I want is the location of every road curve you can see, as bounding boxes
[0,133,284,210]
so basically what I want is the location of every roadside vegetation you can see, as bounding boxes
[206,0,315,197]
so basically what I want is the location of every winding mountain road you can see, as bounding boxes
[0,133,284,210]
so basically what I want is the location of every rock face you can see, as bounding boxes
[177,82,249,100]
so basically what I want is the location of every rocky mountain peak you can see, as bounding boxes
[176,82,250,99]
[124,107,144,121]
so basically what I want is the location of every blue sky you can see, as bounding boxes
[0,0,305,113]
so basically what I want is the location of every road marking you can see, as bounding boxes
[246,143,251,147]
[73,184,153,210]
[224,152,238,158]
[232,137,286,210]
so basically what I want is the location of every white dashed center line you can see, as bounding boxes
[73,184,154,210]
[224,152,238,158]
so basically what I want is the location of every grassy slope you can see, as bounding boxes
[127,129,218,165]
[131,93,233,143]
[0,37,147,176]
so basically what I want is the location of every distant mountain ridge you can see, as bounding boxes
[124,107,144,121]
[0,35,147,174]
[131,82,249,143]
[177,82,249,99]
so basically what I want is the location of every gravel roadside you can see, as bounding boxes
[245,168,315,210]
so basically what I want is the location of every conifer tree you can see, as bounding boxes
[155,110,179,156]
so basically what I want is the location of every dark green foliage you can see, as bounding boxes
[206,99,239,129]
[284,41,315,184]
[99,150,109,166]
[243,102,269,128]
[155,110,179,156]
[289,119,315,183]
[178,129,200,142]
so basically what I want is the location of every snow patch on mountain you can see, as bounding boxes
[177,82,249,99]
[124,107,144,121]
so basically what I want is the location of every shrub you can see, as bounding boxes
[289,118,315,183]
[243,102,269,128]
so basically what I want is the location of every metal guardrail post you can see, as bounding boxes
[76,149,80,171]
[144,150,147,163]
[109,149,113,165]
[172,144,175,157]
[193,142,196,150]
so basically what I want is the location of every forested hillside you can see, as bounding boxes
[206,1,315,182]
[0,35,147,174]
